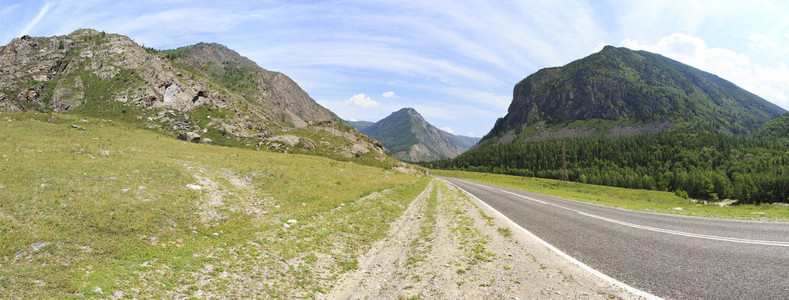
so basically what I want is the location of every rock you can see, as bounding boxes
[186,184,203,190]
[31,241,50,251]
[772,202,789,207]
[267,135,300,147]
[71,124,85,130]
[202,138,213,144]
[100,150,110,156]
[300,137,317,150]
[177,132,201,143]
[718,199,738,207]
[671,207,683,210]
[287,219,297,224]
[93,287,103,294]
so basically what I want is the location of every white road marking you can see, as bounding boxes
[459,179,789,247]
[442,179,661,300]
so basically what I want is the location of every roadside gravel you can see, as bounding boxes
[326,179,642,299]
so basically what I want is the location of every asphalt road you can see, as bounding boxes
[440,177,789,299]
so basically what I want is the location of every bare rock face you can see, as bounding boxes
[0,29,334,134]
[0,29,233,113]
[165,43,334,128]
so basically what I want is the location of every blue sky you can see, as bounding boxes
[2,0,788,137]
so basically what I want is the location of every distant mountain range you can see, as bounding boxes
[429,46,789,204]
[345,120,375,131]
[347,108,480,162]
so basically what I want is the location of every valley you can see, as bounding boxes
[2,26,789,300]
[0,112,637,298]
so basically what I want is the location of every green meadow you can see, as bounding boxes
[433,170,789,221]
[0,112,423,298]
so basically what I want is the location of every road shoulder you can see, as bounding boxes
[326,178,643,299]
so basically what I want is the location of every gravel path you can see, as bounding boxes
[326,179,641,299]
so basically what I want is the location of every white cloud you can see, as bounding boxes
[620,33,789,110]
[444,87,511,111]
[382,91,395,98]
[440,126,455,134]
[467,132,476,137]
[19,2,52,36]
[345,93,379,108]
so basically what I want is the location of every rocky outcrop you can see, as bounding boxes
[164,43,334,128]
[0,29,234,114]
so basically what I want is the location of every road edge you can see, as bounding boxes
[442,178,662,300]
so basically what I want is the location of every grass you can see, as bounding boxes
[0,111,425,298]
[405,182,437,268]
[433,170,789,221]
[440,182,496,270]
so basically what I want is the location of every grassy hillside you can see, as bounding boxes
[0,111,424,298]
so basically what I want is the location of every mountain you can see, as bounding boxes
[429,46,789,204]
[355,108,480,162]
[345,120,375,131]
[751,113,789,147]
[479,45,786,147]
[0,29,395,166]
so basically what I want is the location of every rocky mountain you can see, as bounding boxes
[430,46,789,203]
[480,45,786,147]
[0,29,395,166]
[355,108,480,162]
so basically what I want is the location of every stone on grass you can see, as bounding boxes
[177,132,201,143]
[186,184,203,190]
[718,199,738,207]
[31,241,50,251]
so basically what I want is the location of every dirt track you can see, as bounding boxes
[325,179,641,299]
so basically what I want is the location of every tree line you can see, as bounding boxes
[423,132,789,204]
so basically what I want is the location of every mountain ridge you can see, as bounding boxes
[429,46,789,203]
[350,108,479,162]
[479,45,786,147]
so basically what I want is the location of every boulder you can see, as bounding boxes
[177,132,201,143]
[718,199,738,207]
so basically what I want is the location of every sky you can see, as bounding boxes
[1,0,788,137]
